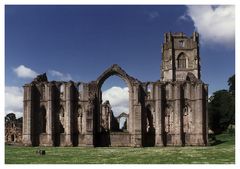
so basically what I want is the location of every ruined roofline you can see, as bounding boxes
[27,64,142,86]
[27,73,206,87]
[164,31,199,42]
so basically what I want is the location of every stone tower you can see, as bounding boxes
[161,32,200,81]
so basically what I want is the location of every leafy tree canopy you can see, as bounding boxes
[208,74,235,134]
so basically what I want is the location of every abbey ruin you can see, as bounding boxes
[22,32,208,147]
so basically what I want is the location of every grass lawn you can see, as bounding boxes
[5,133,235,164]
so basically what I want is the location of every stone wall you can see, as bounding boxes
[5,118,22,144]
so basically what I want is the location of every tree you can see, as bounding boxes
[228,74,235,94]
[5,113,16,124]
[208,74,235,134]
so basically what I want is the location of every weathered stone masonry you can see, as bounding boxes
[22,32,208,147]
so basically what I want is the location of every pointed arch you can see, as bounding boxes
[146,83,153,99]
[177,52,187,69]
[96,64,136,90]
[183,104,192,133]
[78,83,84,99]
[96,64,138,133]
[77,105,83,134]
[60,84,64,98]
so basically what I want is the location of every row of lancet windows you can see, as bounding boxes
[164,105,191,133]
[39,104,191,134]
[40,84,83,96]
[40,105,86,134]
[146,84,153,99]
[40,105,65,134]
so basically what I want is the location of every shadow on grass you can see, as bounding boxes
[210,139,227,146]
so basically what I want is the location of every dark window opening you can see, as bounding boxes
[177,53,186,69]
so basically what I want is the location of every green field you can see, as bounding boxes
[5,133,235,164]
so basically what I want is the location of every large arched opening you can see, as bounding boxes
[101,76,129,132]
[94,65,135,147]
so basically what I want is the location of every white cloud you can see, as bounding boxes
[5,86,23,118]
[102,86,129,117]
[148,11,159,20]
[184,5,235,48]
[49,70,72,81]
[13,65,38,78]
[4,85,129,120]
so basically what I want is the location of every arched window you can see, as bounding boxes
[60,84,64,95]
[165,105,173,133]
[78,83,83,98]
[146,83,153,99]
[177,53,187,69]
[183,105,191,133]
[77,106,83,133]
[11,135,15,142]
[179,40,185,48]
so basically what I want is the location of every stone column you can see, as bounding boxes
[78,100,87,146]
[81,84,88,135]
[172,83,182,146]
[22,84,33,146]
[84,101,94,147]
[65,82,73,146]
[204,84,208,145]
[45,83,54,146]
[131,84,142,147]
[194,83,205,145]
[155,83,163,146]
[128,87,133,133]
[83,82,96,147]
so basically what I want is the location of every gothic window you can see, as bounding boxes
[177,53,187,69]
[78,83,83,99]
[179,40,185,47]
[183,106,191,133]
[60,84,64,97]
[165,105,173,133]
[11,135,15,142]
[77,106,83,133]
[146,83,152,99]
[119,116,127,130]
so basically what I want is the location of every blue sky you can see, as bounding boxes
[5,5,235,117]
